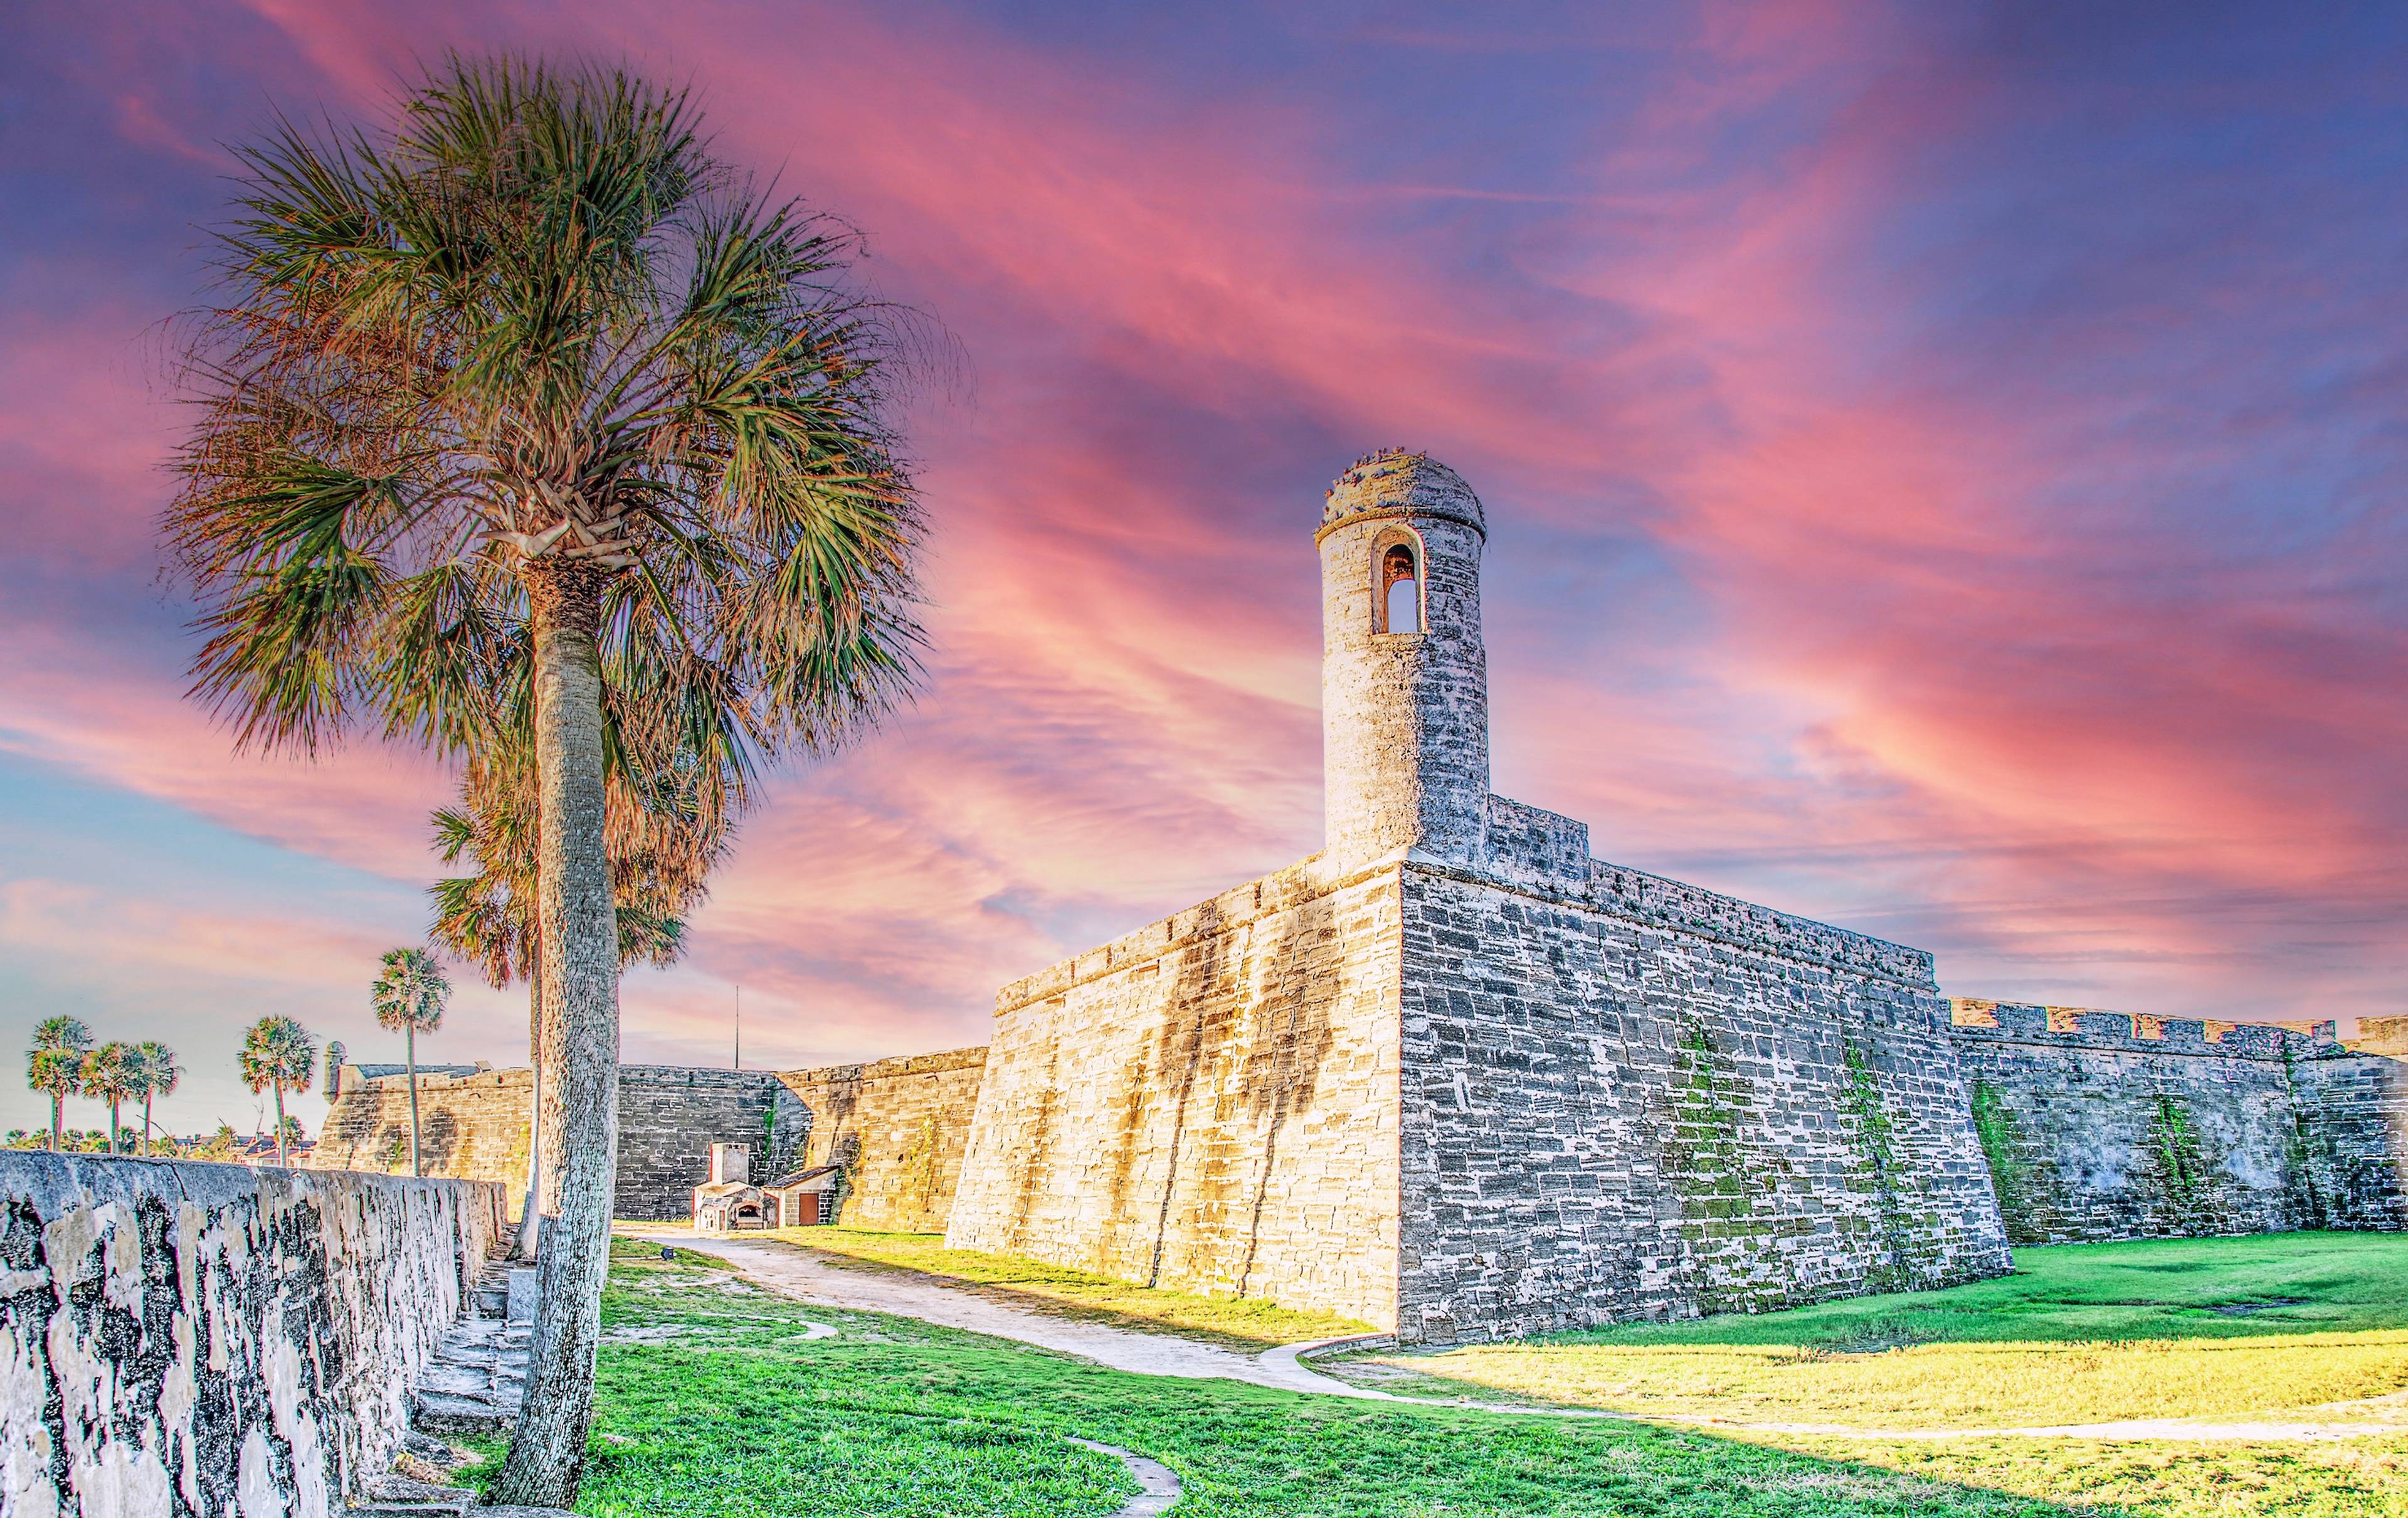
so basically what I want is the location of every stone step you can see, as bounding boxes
[410,1391,514,1434]
[349,1476,477,1515]
[413,1364,498,1399]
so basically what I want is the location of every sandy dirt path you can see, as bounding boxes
[642,1229,2404,1443]
[639,1228,1383,1398]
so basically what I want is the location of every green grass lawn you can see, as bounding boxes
[452,1236,2408,1517]
[758,1225,1373,1349]
[1323,1233,2408,1431]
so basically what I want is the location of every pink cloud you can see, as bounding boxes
[3,0,2400,1139]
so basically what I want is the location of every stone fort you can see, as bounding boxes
[321,451,2407,1344]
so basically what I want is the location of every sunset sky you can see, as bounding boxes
[3,1,2402,1138]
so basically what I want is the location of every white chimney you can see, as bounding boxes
[709,1143,750,1186]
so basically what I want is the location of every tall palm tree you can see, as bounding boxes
[431,736,726,1254]
[371,947,451,1177]
[238,1017,317,1167]
[83,1043,140,1156]
[133,1041,181,1157]
[166,57,925,1504]
[28,1016,93,1153]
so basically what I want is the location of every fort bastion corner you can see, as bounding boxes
[314,450,2407,1346]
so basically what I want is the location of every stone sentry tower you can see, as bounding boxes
[949,448,2011,1344]
[1318,450,1491,868]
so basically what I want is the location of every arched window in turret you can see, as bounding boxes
[1372,527,1425,635]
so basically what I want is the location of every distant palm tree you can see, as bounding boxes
[28,1016,93,1152]
[371,948,451,1177]
[237,1017,316,1166]
[431,739,724,1252]
[166,57,927,1504]
[133,1041,181,1157]
[82,1043,140,1156]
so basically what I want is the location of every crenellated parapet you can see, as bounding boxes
[1946,997,2402,1244]
[1949,999,2345,1059]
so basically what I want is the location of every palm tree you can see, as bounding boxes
[132,1041,181,1157]
[371,947,451,1177]
[237,1017,317,1166]
[166,57,926,1505]
[28,1016,93,1152]
[431,737,725,1255]
[82,1044,140,1156]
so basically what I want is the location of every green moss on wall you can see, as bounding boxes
[2141,1091,2237,1235]
[1835,1038,1914,1289]
[1663,1019,1782,1312]
[1967,1079,2052,1245]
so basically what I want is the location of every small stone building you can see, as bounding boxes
[692,1144,773,1232]
[947,452,2016,1344]
[763,1164,845,1227]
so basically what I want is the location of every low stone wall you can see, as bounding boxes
[1,1152,503,1517]
[313,1064,806,1221]
[776,1049,988,1231]
[1948,1001,2406,1243]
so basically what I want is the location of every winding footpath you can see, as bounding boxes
[648,1230,2406,1448]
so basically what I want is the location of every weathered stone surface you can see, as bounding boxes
[1396,856,2007,1343]
[776,1049,989,1230]
[1950,1001,2407,1242]
[2296,1046,2408,1229]
[950,855,1407,1326]
[312,1065,806,1221]
[1319,450,1491,871]
[0,1152,503,1518]
[404,1251,531,1438]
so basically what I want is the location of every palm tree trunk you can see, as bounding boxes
[407,1025,423,1177]
[142,1094,154,1157]
[272,1086,288,1167]
[107,1100,120,1155]
[50,1095,62,1154]
[517,969,542,1260]
[495,560,621,1509]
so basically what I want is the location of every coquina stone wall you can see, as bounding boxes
[2294,1048,2408,1229]
[949,854,1406,1327]
[314,1066,532,1193]
[776,1049,988,1231]
[0,1153,503,1518]
[313,1064,805,1221]
[1948,1001,2407,1242]
[2357,1017,2408,1058]
[948,810,2015,1343]
[1393,811,2010,1343]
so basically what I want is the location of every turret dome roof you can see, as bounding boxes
[1321,449,1485,538]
